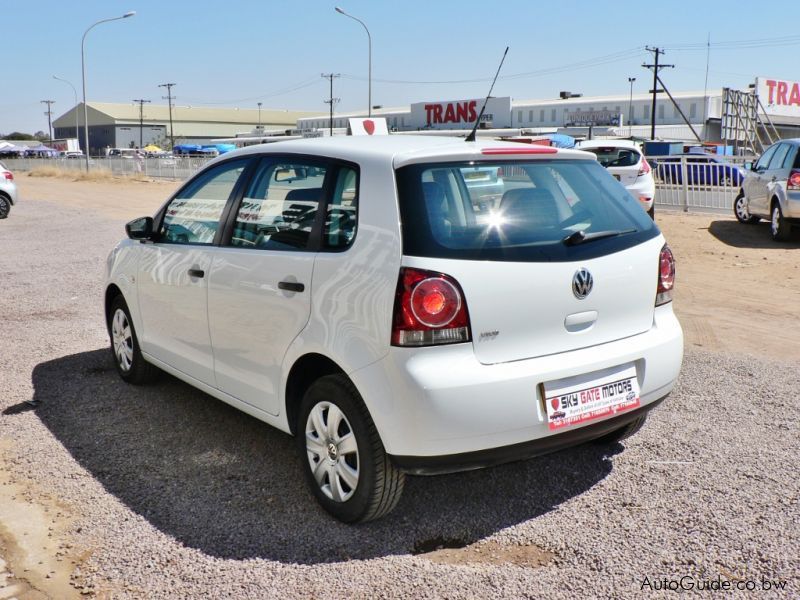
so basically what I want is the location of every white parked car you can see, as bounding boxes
[0,160,18,218]
[104,136,683,522]
[576,140,656,218]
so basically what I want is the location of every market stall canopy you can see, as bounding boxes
[143,144,162,152]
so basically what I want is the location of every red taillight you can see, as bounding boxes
[638,158,651,177]
[2,171,12,181]
[392,267,471,346]
[788,169,800,190]
[656,245,675,306]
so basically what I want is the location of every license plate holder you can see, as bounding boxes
[543,364,640,430]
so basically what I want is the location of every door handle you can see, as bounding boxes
[188,268,205,278]
[278,281,305,293]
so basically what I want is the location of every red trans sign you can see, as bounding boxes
[424,100,478,125]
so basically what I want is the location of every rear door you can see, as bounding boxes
[207,157,347,415]
[397,158,660,365]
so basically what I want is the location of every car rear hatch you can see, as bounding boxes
[395,154,661,365]
[585,146,642,186]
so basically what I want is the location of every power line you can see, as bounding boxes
[158,83,176,150]
[321,73,340,136]
[40,100,55,142]
[133,99,151,148]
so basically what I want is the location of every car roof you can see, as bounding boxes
[576,139,639,150]
[206,135,595,169]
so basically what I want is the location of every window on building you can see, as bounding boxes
[658,105,665,121]
[539,109,545,122]
[673,105,680,118]
[518,111,523,122]
[690,103,697,118]
[550,109,556,122]
[528,110,533,122]
[643,105,648,119]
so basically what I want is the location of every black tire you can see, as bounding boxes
[771,201,793,242]
[734,192,759,224]
[592,414,648,445]
[108,295,159,384]
[0,194,10,219]
[297,374,405,523]
[647,205,655,220]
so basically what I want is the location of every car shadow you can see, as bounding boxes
[29,349,620,564]
[707,220,800,249]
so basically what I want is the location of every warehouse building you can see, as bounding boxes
[53,103,322,156]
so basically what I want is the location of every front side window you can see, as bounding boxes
[230,161,326,251]
[396,159,657,263]
[160,159,248,244]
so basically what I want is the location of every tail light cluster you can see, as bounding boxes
[656,244,676,306]
[392,267,471,346]
[787,169,800,190]
[638,158,651,177]
[2,171,13,181]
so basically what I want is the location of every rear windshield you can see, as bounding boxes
[396,159,658,262]
[581,147,640,167]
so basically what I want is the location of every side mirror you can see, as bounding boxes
[744,161,753,171]
[125,216,154,240]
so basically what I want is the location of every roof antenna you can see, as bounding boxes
[466,46,509,142]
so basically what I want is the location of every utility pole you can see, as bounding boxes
[257,102,262,128]
[642,47,673,140]
[41,100,56,142]
[158,83,176,150]
[133,98,151,148]
[321,73,340,136]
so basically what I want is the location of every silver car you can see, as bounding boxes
[0,161,18,219]
[735,139,800,241]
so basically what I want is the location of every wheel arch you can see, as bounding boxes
[104,284,123,331]
[285,353,348,435]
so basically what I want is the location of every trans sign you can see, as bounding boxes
[757,77,800,118]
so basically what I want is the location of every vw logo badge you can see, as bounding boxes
[572,268,593,299]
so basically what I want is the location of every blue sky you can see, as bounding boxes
[4,0,799,135]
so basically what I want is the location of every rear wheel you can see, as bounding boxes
[0,194,10,219]
[593,414,648,445]
[108,295,159,384]
[297,374,405,523]
[734,192,759,224]
[771,202,793,242]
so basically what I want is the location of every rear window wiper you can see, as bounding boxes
[562,228,636,246]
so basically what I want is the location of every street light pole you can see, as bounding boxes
[335,6,372,117]
[257,102,262,128]
[628,77,636,137]
[81,11,136,171]
[53,75,79,144]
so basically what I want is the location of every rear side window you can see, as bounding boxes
[396,159,657,262]
[768,144,791,170]
[325,167,358,250]
[582,147,640,167]
[231,161,327,251]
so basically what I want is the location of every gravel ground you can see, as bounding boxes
[1,188,798,598]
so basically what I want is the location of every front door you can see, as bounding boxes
[137,158,249,385]
[745,144,779,216]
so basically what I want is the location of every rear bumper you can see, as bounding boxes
[784,191,800,219]
[392,395,665,475]
[350,304,683,458]
[625,178,655,209]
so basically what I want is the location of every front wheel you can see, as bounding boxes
[108,295,159,384]
[298,374,405,523]
[734,193,759,224]
[771,202,793,242]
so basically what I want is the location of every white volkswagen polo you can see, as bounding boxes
[105,136,683,522]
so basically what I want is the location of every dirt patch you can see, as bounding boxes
[0,443,84,599]
[415,538,556,569]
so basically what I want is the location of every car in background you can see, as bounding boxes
[656,153,745,187]
[0,160,18,219]
[461,165,504,211]
[105,136,682,522]
[576,140,655,218]
[734,138,800,241]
